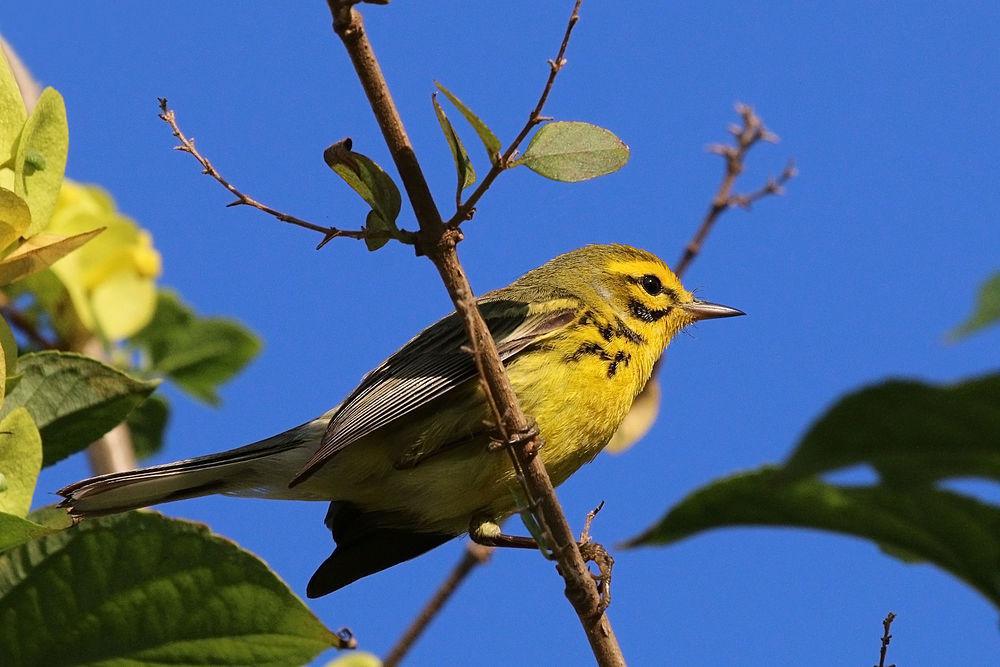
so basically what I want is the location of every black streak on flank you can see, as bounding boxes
[606,350,631,378]
[629,299,672,323]
[565,342,631,379]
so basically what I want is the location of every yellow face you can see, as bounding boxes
[603,257,743,351]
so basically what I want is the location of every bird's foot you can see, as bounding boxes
[578,540,614,617]
[468,520,540,549]
[487,419,541,454]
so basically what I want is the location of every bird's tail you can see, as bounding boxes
[58,413,332,518]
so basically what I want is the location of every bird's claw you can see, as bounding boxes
[488,419,541,455]
[578,540,614,617]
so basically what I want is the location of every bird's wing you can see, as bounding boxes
[290,297,578,486]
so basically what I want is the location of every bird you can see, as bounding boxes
[58,244,744,598]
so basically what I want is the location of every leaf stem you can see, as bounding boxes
[0,304,58,350]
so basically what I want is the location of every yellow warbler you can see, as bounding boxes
[60,244,742,596]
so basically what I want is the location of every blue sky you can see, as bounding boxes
[6,2,1000,664]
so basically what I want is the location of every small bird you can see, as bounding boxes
[59,244,743,597]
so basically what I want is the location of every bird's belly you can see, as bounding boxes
[313,347,648,535]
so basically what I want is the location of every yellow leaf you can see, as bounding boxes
[0,186,30,252]
[45,180,162,339]
[0,408,42,517]
[0,228,103,286]
[325,652,382,667]
[0,46,28,168]
[90,270,158,340]
[14,88,68,235]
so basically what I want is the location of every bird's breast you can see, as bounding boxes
[509,324,656,484]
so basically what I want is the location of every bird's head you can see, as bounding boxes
[537,244,745,350]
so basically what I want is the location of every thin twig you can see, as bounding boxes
[729,159,795,210]
[0,305,58,350]
[447,0,583,227]
[874,612,897,667]
[674,103,796,277]
[383,543,492,667]
[157,99,365,249]
[326,2,624,665]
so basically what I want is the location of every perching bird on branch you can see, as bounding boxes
[59,244,743,597]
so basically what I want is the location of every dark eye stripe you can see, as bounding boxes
[629,299,673,323]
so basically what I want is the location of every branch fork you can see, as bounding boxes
[675,102,796,276]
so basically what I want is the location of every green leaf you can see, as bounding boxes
[784,374,1000,484]
[363,210,391,252]
[626,467,1000,607]
[323,139,401,232]
[13,88,68,236]
[126,394,170,460]
[432,92,477,203]
[0,351,158,467]
[434,81,502,162]
[0,409,41,516]
[0,186,31,252]
[0,48,27,170]
[132,290,261,405]
[0,315,16,390]
[0,227,104,286]
[0,316,11,404]
[0,504,70,552]
[0,512,59,552]
[0,511,351,666]
[515,121,630,182]
[951,272,1000,340]
[26,504,75,530]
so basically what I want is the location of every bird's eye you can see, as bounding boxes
[639,274,662,296]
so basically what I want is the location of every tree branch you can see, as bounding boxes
[674,103,796,277]
[383,543,492,667]
[874,612,897,667]
[157,99,366,249]
[325,2,624,665]
[81,337,139,474]
[447,0,582,227]
[0,304,58,350]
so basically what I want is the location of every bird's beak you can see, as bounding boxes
[680,299,746,321]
